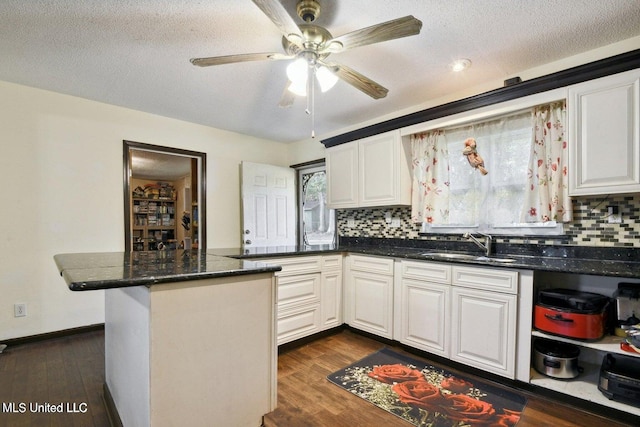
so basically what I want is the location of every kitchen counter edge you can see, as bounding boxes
[210,244,640,280]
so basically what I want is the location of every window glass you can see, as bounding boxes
[299,165,336,245]
[423,110,563,235]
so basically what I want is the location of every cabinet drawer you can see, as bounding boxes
[400,260,451,284]
[277,303,321,345]
[277,273,321,306]
[321,254,343,270]
[349,255,394,275]
[452,266,518,294]
[260,256,322,276]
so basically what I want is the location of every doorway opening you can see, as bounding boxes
[123,141,206,251]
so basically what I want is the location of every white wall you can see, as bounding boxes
[0,81,289,340]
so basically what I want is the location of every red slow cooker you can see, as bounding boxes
[534,288,610,341]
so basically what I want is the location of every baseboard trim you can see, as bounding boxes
[2,324,104,347]
[103,383,123,427]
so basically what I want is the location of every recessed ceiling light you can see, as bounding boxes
[451,58,471,72]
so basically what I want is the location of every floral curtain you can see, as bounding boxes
[521,101,573,223]
[410,131,449,223]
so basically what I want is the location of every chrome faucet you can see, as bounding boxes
[463,232,493,256]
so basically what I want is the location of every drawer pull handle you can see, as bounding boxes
[544,313,574,323]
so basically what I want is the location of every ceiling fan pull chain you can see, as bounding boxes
[305,64,316,138]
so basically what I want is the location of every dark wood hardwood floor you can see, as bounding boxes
[0,329,109,427]
[0,328,637,426]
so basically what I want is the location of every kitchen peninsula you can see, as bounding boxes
[54,250,281,427]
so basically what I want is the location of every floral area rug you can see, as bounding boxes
[327,348,526,426]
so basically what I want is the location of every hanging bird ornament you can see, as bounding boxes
[462,138,488,175]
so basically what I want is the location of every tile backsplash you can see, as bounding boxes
[337,194,640,247]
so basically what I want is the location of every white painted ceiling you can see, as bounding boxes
[131,149,192,181]
[1,1,639,143]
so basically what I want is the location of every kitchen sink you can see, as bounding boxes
[420,252,516,263]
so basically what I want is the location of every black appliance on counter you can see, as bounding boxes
[598,353,640,408]
[614,283,640,326]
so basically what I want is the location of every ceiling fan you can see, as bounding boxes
[190,0,423,104]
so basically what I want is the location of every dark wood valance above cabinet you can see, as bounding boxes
[321,48,640,148]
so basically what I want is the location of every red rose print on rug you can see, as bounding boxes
[328,348,525,426]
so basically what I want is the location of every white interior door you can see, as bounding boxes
[241,161,296,247]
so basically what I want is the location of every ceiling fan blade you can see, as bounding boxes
[252,0,304,46]
[321,15,422,53]
[190,52,292,67]
[278,81,295,108]
[322,61,388,99]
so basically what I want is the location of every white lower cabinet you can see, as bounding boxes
[266,254,526,380]
[345,255,395,339]
[451,265,518,379]
[277,302,322,344]
[321,255,343,329]
[395,260,520,379]
[258,255,342,345]
[396,260,451,357]
[450,287,517,378]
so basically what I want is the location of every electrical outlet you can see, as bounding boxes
[607,205,622,224]
[14,303,26,317]
[390,218,401,228]
[347,218,356,228]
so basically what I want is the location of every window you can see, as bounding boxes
[418,110,564,235]
[297,164,336,245]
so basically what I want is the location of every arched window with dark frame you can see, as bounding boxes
[295,161,336,246]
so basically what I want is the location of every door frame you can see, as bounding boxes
[123,140,207,251]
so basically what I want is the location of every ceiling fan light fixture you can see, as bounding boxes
[451,58,471,72]
[287,78,307,96]
[316,66,338,92]
[286,58,309,85]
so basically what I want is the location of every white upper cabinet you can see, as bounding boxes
[569,69,640,196]
[326,142,359,208]
[326,130,412,209]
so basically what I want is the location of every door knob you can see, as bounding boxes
[245,240,252,245]
[245,230,251,234]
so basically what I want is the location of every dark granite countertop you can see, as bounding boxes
[208,238,640,280]
[57,238,638,292]
[54,250,281,291]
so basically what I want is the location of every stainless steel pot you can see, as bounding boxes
[533,338,582,379]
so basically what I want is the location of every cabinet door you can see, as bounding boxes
[326,143,358,208]
[569,69,640,195]
[358,130,410,207]
[348,269,394,339]
[451,287,517,379]
[320,269,342,329]
[399,278,450,357]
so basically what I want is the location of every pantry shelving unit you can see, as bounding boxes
[131,198,177,251]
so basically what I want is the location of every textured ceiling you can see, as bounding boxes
[1,1,639,143]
